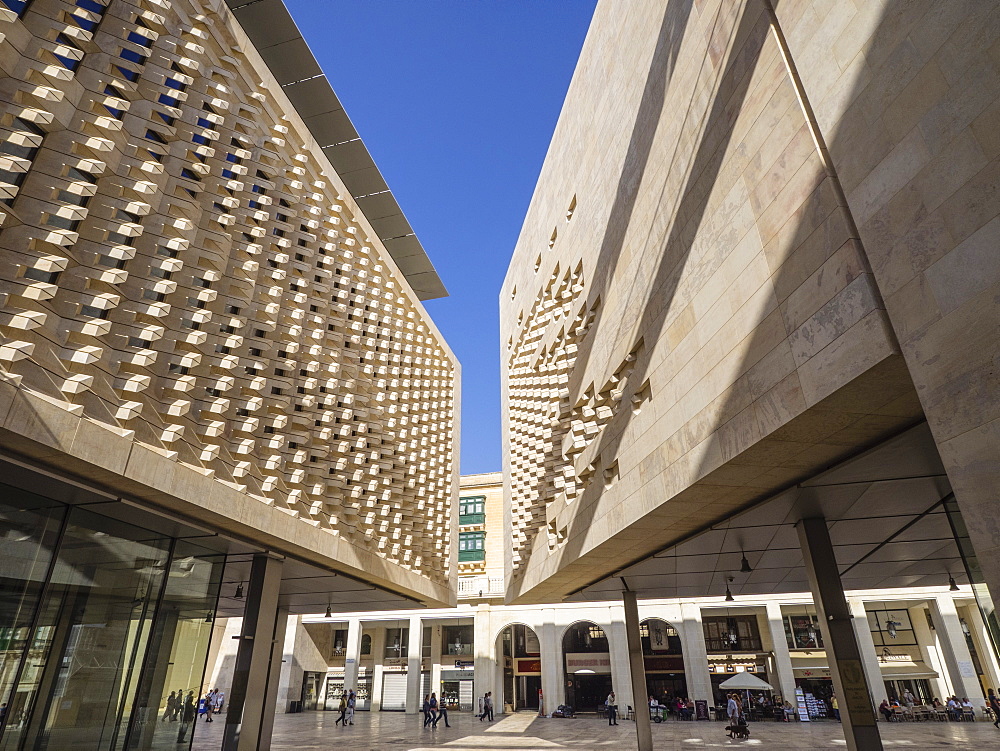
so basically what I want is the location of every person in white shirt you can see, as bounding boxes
[727,693,739,734]
[606,691,618,725]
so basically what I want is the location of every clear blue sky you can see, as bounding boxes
[286,1,597,474]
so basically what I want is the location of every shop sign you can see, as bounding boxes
[454,660,474,668]
[383,657,407,667]
[565,653,612,674]
[515,658,541,675]
[644,655,684,672]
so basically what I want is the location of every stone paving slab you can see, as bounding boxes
[186,710,999,750]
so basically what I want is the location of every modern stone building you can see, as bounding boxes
[0,1,457,749]
[501,1,1000,748]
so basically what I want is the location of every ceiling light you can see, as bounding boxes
[725,577,735,602]
[949,575,960,592]
[325,604,332,619]
[234,582,244,599]
[740,554,752,574]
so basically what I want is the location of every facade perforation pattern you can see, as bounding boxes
[0,0,455,583]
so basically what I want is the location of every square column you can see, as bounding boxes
[343,618,362,694]
[222,553,284,751]
[929,595,985,705]
[406,615,422,713]
[370,626,387,711]
[540,611,562,715]
[258,608,289,748]
[764,601,798,706]
[623,591,653,751]
[430,622,443,702]
[797,518,881,751]
[679,603,711,704]
[473,605,497,713]
[847,599,887,706]
[607,611,633,709]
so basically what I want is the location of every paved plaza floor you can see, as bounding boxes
[185,710,1000,750]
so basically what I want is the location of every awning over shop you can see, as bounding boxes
[879,662,939,679]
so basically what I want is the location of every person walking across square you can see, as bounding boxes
[606,691,618,725]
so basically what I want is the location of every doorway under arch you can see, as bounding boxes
[641,617,687,713]
[562,621,612,712]
[496,623,541,712]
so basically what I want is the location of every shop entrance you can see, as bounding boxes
[498,623,541,712]
[517,675,541,710]
[641,618,686,708]
[563,621,612,713]
[566,674,614,712]
[324,675,344,710]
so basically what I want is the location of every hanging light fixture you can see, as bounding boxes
[725,576,735,602]
[204,611,214,623]
[325,604,332,619]
[234,582,244,599]
[740,552,752,574]
[949,575,960,592]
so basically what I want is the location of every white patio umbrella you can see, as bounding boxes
[718,673,773,691]
[719,673,775,716]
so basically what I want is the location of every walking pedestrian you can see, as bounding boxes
[485,691,494,721]
[335,691,347,726]
[429,692,439,727]
[346,689,356,725]
[177,692,196,743]
[988,688,1000,728]
[423,694,432,727]
[437,699,451,728]
[202,690,214,722]
[213,689,224,714]
[162,691,177,722]
[478,694,485,721]
[606,691,618,725]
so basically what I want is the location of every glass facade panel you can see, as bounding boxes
[0,483,226,751]
[122,541,225,750]
[1,508,170,751]
[0,487,66,726]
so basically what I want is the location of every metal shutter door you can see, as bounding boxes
[421,671,430,701]
[459,679,474,711]
[381,673,407,711]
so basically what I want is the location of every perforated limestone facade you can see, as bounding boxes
[0,0,458,602]
[502,0,1000,605]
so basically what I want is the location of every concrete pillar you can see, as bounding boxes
[764,601,797,706]
[964,601,1000,690]
[540,610,561,715]
[473,605,496,714]
[607,610,633,709]
[343,618,361,694]
[258,608,289,749]
[929,595,985,705]
[623,591,653,751]
[222,553,284,751]
[847,599,887,706]
[430,621,443,703]
[405,614,422,713]
[679,603,711,704]
[797,518,881,751]
[370,626,387,711]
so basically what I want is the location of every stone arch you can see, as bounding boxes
[562,620,612,712]
[495,623,541,711]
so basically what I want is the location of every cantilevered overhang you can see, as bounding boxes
[224,0,448,301]
[566,423,964,603]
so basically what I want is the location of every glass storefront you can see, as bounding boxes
[0,481,225,751]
